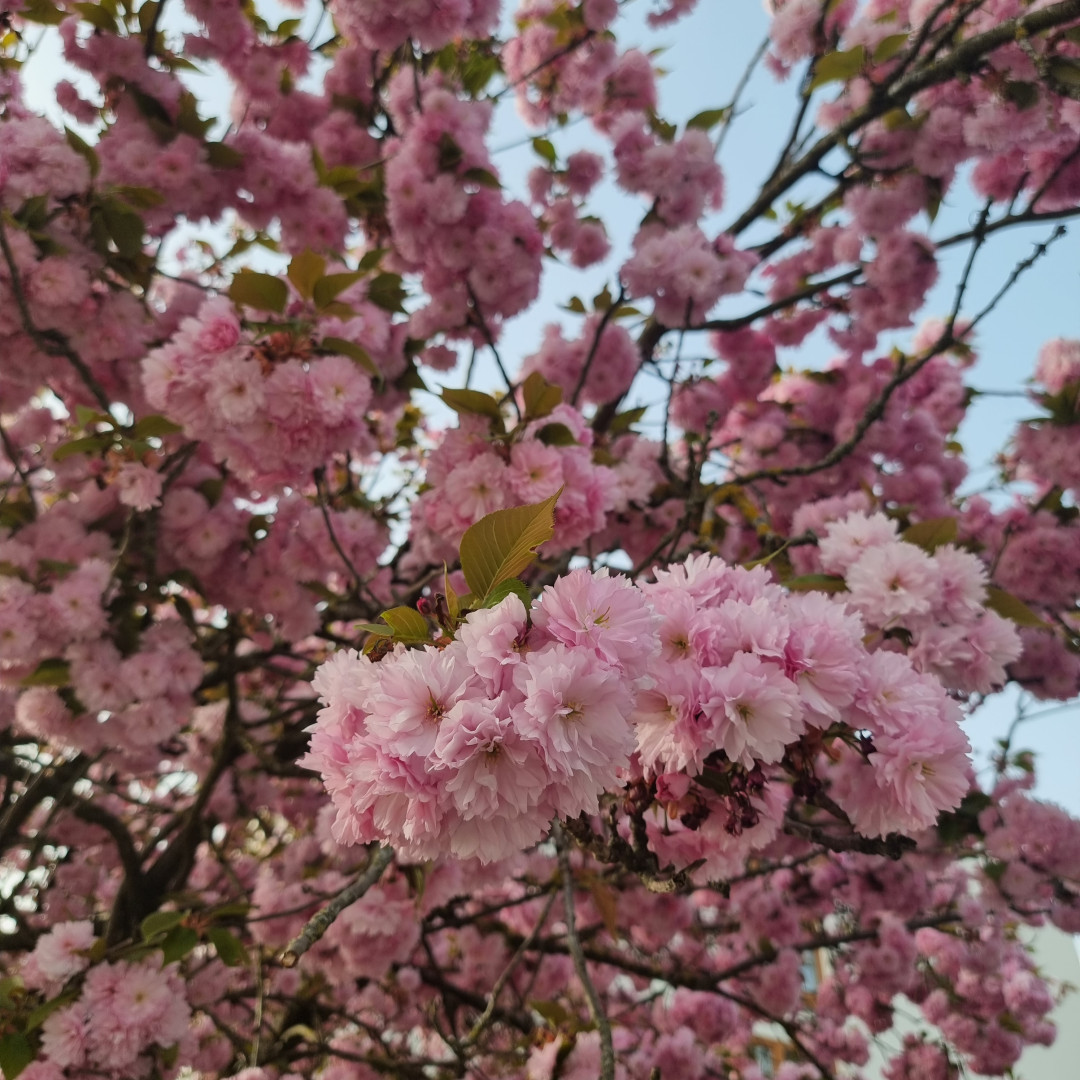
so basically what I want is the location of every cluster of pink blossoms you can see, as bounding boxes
[384,78,543,339]
[304,569,658,862]
[408,407,661,567]
[519,316,641,405]
[634,554,970,869]
[1009,338,1080,494]
[813,511,1021,695]
[306,555,972,868]
[142,296,376,488]
[504,0,656,127]
[0,494,203,763]
[622,224,757,327]
[20,922,191,1080]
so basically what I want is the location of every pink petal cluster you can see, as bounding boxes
[819,511,1021,695]
[142,296,376,487]
[307,555,972,866]
[303,570,657,863]
[37,957,191,1077]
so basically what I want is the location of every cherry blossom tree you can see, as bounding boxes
[1,0,1080,1078]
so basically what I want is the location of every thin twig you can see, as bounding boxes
[726,0,1080,237]
[462,889,558,1046]
[552,820,615,1080]
[570,286,625,406]
[714,36,770,158]
[0,217,114,415]
[280,845,394,967]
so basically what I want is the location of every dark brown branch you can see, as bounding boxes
[727,0,1080,237]
[0,216,114,415]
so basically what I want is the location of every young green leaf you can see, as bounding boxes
[441,388,504,422]
[0,1033,33,1080]
[207,927,248,967]
[459,490,561,602]
[287,250,327,300]
[321,337,379,378]
[984,587,1050,629]
[521,371,563,420]
[313,271,365,309]
[228,270,288,314]
[141,909,187,941]
[686,106,729,131]
[483,577,532,609]
[809,45,866,90]
[901,516,957,552]
[379,606,431,641]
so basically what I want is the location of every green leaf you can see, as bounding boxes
[0,1033,33,1079]
[873,33,908,64]
[532,137,558,164]
[18,0,67,23]
[366,272,407,313]
[287,252,326,301]
[984,586,1049,630]
[483,578,532,609]
[0,977,23,1007]
[73,0,117,30]
[26,989,78,1031]
[320,336,379,378]
[355,622,392,637]
[198,477,224,507]
[537,422,577,446]
[462,167,501,189]
[441,388,504,422]
[882,107,917,131]
[312,270,365,310]
[531,999,573,1028]
[101,199,145,258]
[521,371,563,420]
[460,490,561,602]
[160,925,199,964]
[137,0,159,33]
[65,127,100,178]
[207,927,247,967]
[809,45,866,90]
[1002,80,1040,111]
[563,296,587,314]
[785,574,847,594]
[229,270,288,314]
[607,406,647,435]
[1049,57,1080,91]
[130,415,182,439]
[114,185,164,210]
[53,433,113,462]
[379,605,430,641]
[443,564,460,623]
[357,247,386,271]
[75,405,112,428]
[21,659,71,687]
[686,106,729,131]
[437,132,464,172]
[901,516,957,551]
[141,909,187,941]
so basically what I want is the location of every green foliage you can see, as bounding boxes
[459,490,561,605]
